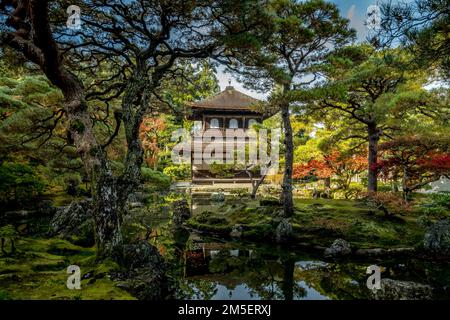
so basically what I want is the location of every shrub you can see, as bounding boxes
[63,173,82,196]
[209,163,235,178]
[362,192,413,216]
[229,188,249,199]
[163,164,191,181]
[377,183,394,192]
[0,162,46,203]
[342,183,364,199]
[141,167,171,189]
[0,290,12,300]
[0,225,19,255]
[420,192,450,219]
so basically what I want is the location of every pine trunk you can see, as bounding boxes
[281,103,294,217]
[367,124,380,192]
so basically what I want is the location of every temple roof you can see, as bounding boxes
[189,86,261,112]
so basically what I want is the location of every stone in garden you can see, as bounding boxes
[423,219,450,255]
[230,225,243,238]
[324,238,351,258]
[119,241,171,300]
[121,241,164,269]
[49,199,94,246]
[372,278,433,300]
[127,191,147,203]
[172,199,191,226]
[129,202,144,209]
[275,218,293,243]
[210,192,225,202]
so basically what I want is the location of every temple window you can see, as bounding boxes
[229,118,239,129]
[210,118,220,129]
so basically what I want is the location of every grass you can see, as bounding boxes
[187,198,425,249]
[292,199,424,248]
[0,237,135,300]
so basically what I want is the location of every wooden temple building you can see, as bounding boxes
[187,85,268,184]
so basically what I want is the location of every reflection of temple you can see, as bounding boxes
[183,242,254,277]
[187,86,268,184]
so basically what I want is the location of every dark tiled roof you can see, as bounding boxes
[189,86,261,111]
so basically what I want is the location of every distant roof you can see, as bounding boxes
[189,86,261,112]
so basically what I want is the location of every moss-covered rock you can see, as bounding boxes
[423,219,450,255]
[49,199,94,247]
[0,237,134,300]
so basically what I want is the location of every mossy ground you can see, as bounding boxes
[0,237,134,300]
[187,198,425,249]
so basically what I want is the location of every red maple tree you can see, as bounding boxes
[294,151,367,192]
[375,136,450,199]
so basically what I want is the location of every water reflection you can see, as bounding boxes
[176,240,335,300]
[140,194,450,300]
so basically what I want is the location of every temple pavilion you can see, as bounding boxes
[187,85,269,184]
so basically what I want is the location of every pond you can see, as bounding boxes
[141,193,450,300]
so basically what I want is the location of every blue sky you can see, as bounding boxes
[216,0,385,99]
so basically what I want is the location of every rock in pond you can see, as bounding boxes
[121,241,164,270]
[372,279,433,300]
[324,238,351,258]
[118,241,172,300]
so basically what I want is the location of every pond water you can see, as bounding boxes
[142,194,450,300]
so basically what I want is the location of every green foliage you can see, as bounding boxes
[229,188,249,199]
[141,167,171,189]
[0,225,18,239]
[69,119,85,134]
[209,163,235,178]
[0,290,12,300]
[0,162,46,203]
[381,0,450,80]
[332,182,364,200]
[63,173,83,196]
[163,164,191,181]
[421,193,450,219]
[159,61,220,113]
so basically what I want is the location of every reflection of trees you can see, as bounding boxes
[172,228,190,260]
[165,229,368,300]
[299,263,369,300]
[281,258,307,300]
[205,251,307,300]
[178,279,218,300]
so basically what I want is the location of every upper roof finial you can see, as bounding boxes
[226,78,234,90]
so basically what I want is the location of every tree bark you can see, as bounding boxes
[367,123,380,192]
[281,102,294,217]
[2,0,124,260]
[10,239,15,254]
[324,177,331,189]
[116,73,148,210]
[1,238,5,255]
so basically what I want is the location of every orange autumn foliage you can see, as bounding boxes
[139,117,167,167]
